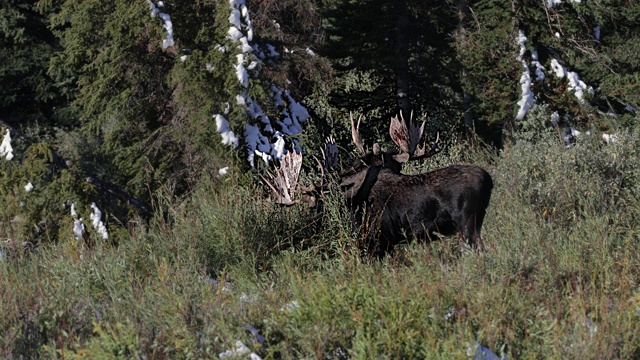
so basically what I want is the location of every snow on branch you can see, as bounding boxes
[147,1,174,49]
[90,203,109,240]
[215,114,239,147]
[71,203,85,241]
[550,59,593,102]
[0,129,14,160]
[516,69,534,121]
[547,0,581,7]
[219,0,310,166]
[515,30,540,120]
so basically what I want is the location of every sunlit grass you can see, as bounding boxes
[3,119,640,358]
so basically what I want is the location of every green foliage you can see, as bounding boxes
[502,105,640,229]
[456,0,520,126]
[457,0,640,137]
[0,137,94,245]
[4,124,640,357]
[0,1,63,128]
[322,0,462,135]
[5,1,640,357]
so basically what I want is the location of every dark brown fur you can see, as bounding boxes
[339,153,493,256]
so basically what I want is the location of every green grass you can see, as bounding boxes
[3,118,640,358]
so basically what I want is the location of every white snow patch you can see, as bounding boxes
[281,300,300,312]
[265,44,279,57]
[235,54,249,88]
[516,69,534,120]
[531,50,546,81]
[147,1,174,48]
[284,90,310,124]
[242,324,266,344]
[515,30,535,120]
[90,202,109,240]
[567,71,588,101]
[550,59,566,78]
[219,340,262,360]
[273,135,286,159]
[70,203,85,240]
[227,26,243,42]
[467,341,506,360]
[148,0,160,17]
[228,8,242,29]
[0,129,14,161]
[247,60,258,70]
[159,13,174,48]
[239,37,253,53]
[219,0,310,166]
[215,114,239,148]
[73,219,85,241]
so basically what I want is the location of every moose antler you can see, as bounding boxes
[389,111,440,162]
[390,110,424,155]
[260,150,303,206]
[321,135,339,171]
[350,112,366,155]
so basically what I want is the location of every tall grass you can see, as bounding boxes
[2,109,640,358]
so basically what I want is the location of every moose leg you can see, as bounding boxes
[462,212,486,251]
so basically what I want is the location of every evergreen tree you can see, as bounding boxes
[456,0,640,143]
[0,1,63,130]
[321,0,462,147]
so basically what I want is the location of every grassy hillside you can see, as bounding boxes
[3,110,640,359]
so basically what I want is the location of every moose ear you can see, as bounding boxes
[373,143,381,155]
[392,152,410,163]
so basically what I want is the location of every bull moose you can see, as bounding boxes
[263,112,493,256]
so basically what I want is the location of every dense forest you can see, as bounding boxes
[2,0,640,358]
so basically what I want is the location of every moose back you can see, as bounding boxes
[340,153,493,255]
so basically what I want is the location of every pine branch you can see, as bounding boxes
[0,119,154,220]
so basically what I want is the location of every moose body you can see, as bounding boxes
[263,111,493,256]
[340,159,493,255]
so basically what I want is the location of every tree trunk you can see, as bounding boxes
[459,0,475,129]
[394,0,411,121]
